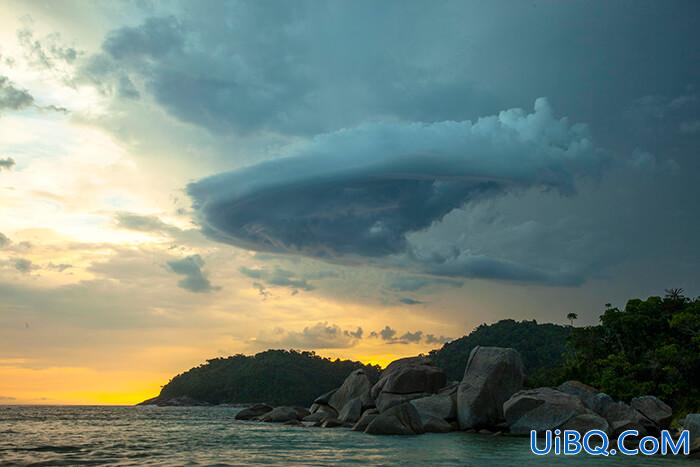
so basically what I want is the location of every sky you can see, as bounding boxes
[0,0,698,405]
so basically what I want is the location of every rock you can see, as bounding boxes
[235,403,274,420]
[292,407,310,419]
[371,357,446,413]
[478,429,492,434]
[260,406,300,423]
[314,388,337,406]
[410,393,456,424]
[352,409,379,431]
[457,346,524,429]
[439,381,459,396]
[328,369,373,413]
[338,397,363,423]
[372,357,445,398]
[321,418,344,428]
[308,403,337,418]
[595,398,651,437]
[376,391,430,412]
[423,415,453,433]
[631,396,672,428]
[503,387,588,435]
[557,381,600,411]
[559,413,610,435]
[283,420,302,426]
[303,411,332,423]
[365,403,425,435]
[142,395,210,406]
[683,414,700,455]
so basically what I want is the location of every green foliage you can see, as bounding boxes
[158,349,380,406]
[564,294,700,415]
[429,319,571,384]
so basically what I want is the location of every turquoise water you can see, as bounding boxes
[0,406,693,466]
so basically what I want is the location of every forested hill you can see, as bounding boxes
[145,350,381,407]
[429,319,571,382]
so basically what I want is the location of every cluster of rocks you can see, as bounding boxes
[233,345,698,453]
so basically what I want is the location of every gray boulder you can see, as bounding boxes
[376,391,430,412]
[235,403,273,420]
[365,403,425,435]
[371,357,446,413]
[557,381,601,411]
[321,418,344,428]
[410,392,456,424]
[309,403,337,417]
[329,369,373,413]
[352,409,379,431]
[503,387,588,435]
[595,397,652,437]
[314,388,337,405]
[559,413,610,435]
[631,396,672,428]
[457,346,524,429]
[338,397,363,423]
[683,414,700,455]
[260,406,301,423]
[423,415,453,433]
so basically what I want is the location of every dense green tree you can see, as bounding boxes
[156,349,380,406]
[429,319,571,384]
[564,293,700,416]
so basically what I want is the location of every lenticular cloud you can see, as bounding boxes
[188,98,605,267]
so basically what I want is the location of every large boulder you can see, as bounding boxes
[503,387,589,435]
[328,369,373,413]
[338,397,363,423]
[559,413,610,435]
[372,357,446,412]
[410,393,456,424]
[235,403,273,420]
[423,415,453,433]
[365,403,425,435]
[630,396,672,428]
[594,397,652,437]
[376,392,430,412]
[314,388,337,406]
[457,346,524,429]
[260,406,301,423]
[352,409,379,432]
[683,414,700,456]
[557,381,601,411]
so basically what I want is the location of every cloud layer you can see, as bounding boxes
[166,255,217,293]
[189,99,605,283]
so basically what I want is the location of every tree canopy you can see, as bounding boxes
[157,349,380,406]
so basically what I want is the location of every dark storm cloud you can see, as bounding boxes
[189,99,606,284]
[0,76,34,111]
[389,276,462,292]
[425,334,451,345]
[0,232,10,248]
[256,322,361,349]
[399,297,423,306]
[239,266,314,293]
[0,158,16,171]
[166,255,217,293]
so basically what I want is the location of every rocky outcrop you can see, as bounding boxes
[422,415,453,433]
[328,369,373,414]
[371,357,446,412]
[559,413,610,435]
[338,397,363,423]
[364,403,425,435]
[457,346,524,429]
[410,392,456,424]
[503,387,590,435]
[260,406,302,423]
[683,414,700,457]
[235,403,273,420]
[630,396,672,428]
[352,409,379,431]
[594,395,653,437]
[557,381,600,411]
[313,389,337,406]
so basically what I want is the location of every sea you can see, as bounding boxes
[0,405,693,466]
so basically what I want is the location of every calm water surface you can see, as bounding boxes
[0,406,694,466]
